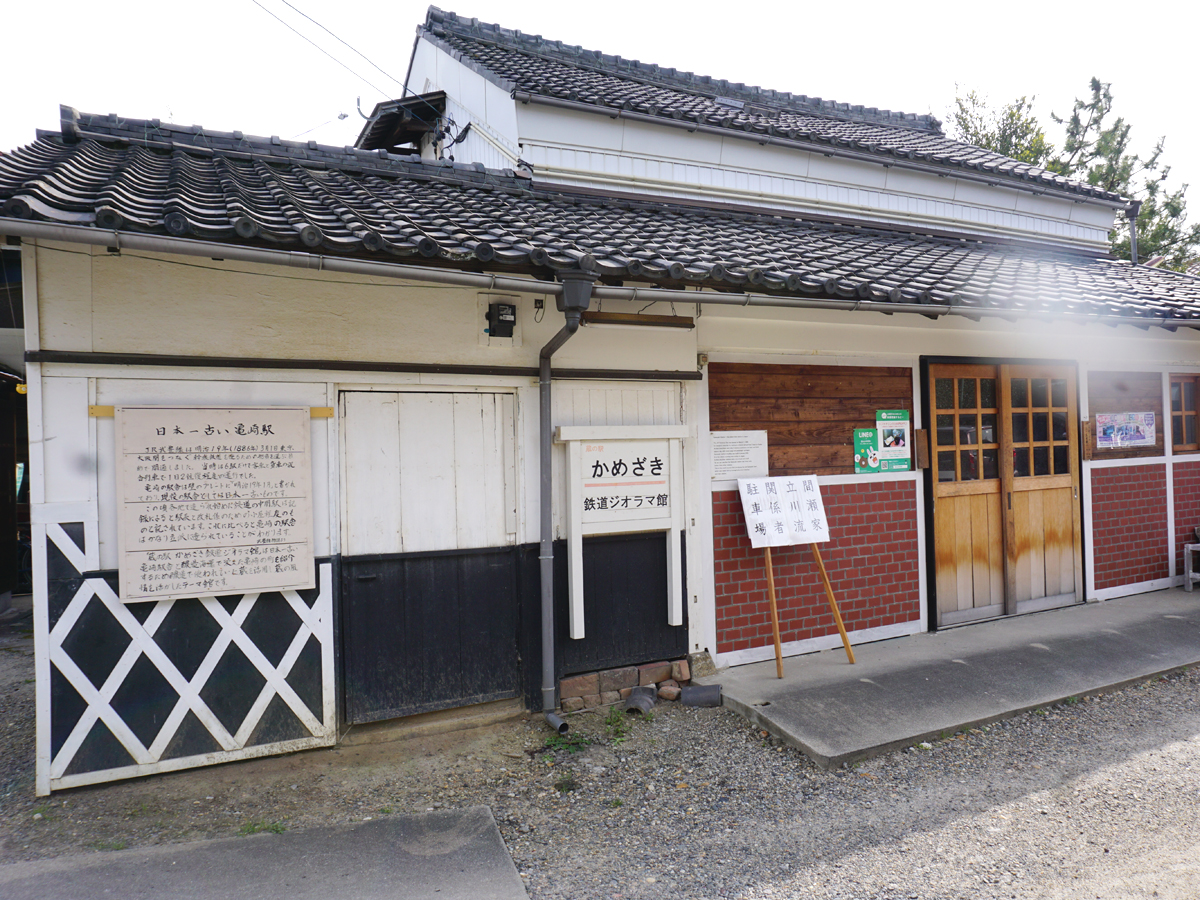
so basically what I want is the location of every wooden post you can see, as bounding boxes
[810,544,856,664]
[763,546,784,678]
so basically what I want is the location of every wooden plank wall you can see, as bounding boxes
[1087,371,1163,460]
[708,363,914,476]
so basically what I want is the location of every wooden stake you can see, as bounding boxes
[810,543,856,664]
[763,546,784,678]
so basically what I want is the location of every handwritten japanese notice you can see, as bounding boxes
[580,440,670,523]
[115,407,315,602]
[737,476,830,548]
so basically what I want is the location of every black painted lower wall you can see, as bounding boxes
[338,533,688,722]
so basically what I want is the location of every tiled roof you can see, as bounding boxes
[421,7,1124,204]
[1,109,1197,322]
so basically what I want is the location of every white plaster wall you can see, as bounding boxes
[33,245,699,374]
[512,104,1115,248]
[408,37,521,168]
[696,304,1200,368]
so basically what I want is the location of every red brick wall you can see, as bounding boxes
[713,482,921,655]
[1173,459,1200,578]
[1091,465,1168,590]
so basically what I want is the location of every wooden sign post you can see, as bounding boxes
[763,546,784,678]
[737,475,855,676]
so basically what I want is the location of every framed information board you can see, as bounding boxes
[115,407,315,602]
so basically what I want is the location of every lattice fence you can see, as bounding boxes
[35,520,335,794]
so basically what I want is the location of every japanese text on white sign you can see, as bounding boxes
[580,440,670,523]
[737,476,830,548]
[116,407,315,602]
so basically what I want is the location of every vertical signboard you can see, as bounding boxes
[116,407,315,602]
[558,425,687,639]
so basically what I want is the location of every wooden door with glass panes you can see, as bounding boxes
[1170,375,1198,451]
[930,364,1082,626]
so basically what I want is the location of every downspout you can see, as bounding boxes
[539,271,594,733]
[1127,200,1143,265]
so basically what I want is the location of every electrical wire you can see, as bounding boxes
[292,117,341,139]
[249,0,389,98]
[270,0,445,125]
[278,0,406,91]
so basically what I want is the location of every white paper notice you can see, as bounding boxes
[736,476,830,548]
[116,407,315,602]
[711,430,769,480]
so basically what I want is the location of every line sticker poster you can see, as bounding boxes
[736,476,830,548]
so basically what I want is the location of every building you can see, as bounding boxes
[2,7,1199,793]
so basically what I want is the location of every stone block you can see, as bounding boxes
[600,690,621,706]
[560,672,598,699]
[619,687,633,699]
[672,659,691,683]
[658,681,681,701]
[581,693,602,710]
[561,696,586,713]
[599,666,638,693]
[638,661,672,686]
[687,650,717,678]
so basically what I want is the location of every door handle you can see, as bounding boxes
[355,574,378,582]
[1008,491,1012,510]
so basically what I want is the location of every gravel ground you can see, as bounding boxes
[1,617,1198,899]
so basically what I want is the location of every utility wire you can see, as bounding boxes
[278,0,406,91]
[249,0,389,98]
[269,0,445,125]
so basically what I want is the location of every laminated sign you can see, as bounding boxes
[853,428,880,474]
[736,476,830,548]
[876,409,911,472]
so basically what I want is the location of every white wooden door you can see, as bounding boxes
[341,392,517,555]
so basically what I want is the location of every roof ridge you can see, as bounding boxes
[423,6,944,135]
[54,105,534,191]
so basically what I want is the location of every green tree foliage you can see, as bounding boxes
[952,79,1200,270]
[950,90,1054,167]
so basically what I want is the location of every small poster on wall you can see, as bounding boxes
[853,428,880,474]
[711,430,769,480]
[876,410,911,472]
[736,476,831,548]
[1096,412,1156,449]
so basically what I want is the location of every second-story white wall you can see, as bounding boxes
[408,35,1119,251]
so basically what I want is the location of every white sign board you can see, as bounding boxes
[581,439,672,523]
[711,430,769,481]
[558,425,687,640]
[737,476,830,548]
[116,407,315,602]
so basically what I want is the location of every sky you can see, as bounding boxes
[3,0,1196,203]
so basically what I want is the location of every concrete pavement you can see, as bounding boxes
[0,806,527,900]
[711,588,1200,768]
